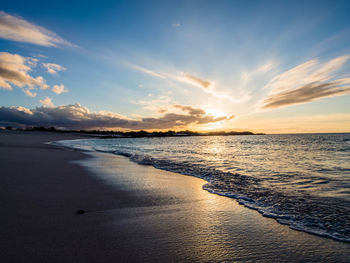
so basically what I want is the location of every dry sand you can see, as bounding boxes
[0,130,349,262]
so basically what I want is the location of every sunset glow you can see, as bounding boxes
[1,1,350,133]
[1,2,350,260]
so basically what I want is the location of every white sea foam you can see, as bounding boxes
[52,134,350,243]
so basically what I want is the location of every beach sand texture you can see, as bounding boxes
[0,131,349,262]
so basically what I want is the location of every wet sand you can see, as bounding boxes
[0,131,349,262]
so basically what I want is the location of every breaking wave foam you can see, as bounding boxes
[52,138,350,243]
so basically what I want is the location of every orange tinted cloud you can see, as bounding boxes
[183,73,212,89]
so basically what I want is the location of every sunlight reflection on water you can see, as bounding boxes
[56,133,350,242]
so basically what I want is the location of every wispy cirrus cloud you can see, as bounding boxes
[0,52,49,97]
[175,72,246,102]
[127,62,212,89]
[0,103,233,130]
[127,62,246,103]
[42,63,66,74]
[261,55,350,109]
[241,60,277,84]
[0,11,74,47]
[181,73,212,89]
[258,60,276,73]
[127,63,165,79]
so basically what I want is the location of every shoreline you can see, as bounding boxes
[1,131,349,262]
[55,135,350,244]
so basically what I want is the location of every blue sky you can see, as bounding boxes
[1,0,350,132]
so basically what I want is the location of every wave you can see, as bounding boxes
[51,139,350,243]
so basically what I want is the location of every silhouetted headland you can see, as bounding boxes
[1,126,265,138]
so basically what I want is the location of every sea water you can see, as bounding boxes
[54,133,350,242]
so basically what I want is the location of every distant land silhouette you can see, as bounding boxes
[2,126,264,137]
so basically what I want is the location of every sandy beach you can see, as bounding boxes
[0,131,349,262]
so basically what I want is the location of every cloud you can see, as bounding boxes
[127,62,249,103]
[126,63,212,89]
[52,84,67,94]
[261,55,350,109]
[133,95,172,113]
[241,60,277,85]
[173,104,206,116]
[0,11,74,47]
[0,103,233,130]
[42,63,66,74]
[262,81,350,109]
[23,89,36,97]
[127,63,165,79]
[0,52,50,96]
[39,97,54,107]
[258,61,276,73]
[182,73,212,89]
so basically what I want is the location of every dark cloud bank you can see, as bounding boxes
[0,104,231,130]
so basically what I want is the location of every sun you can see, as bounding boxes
[206,109,226,118]
[196,109,228,131]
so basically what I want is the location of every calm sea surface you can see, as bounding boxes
[55,133,350,242]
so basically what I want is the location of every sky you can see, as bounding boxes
[0,0,350,133]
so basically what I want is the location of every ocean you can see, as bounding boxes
[54,133,350,242]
